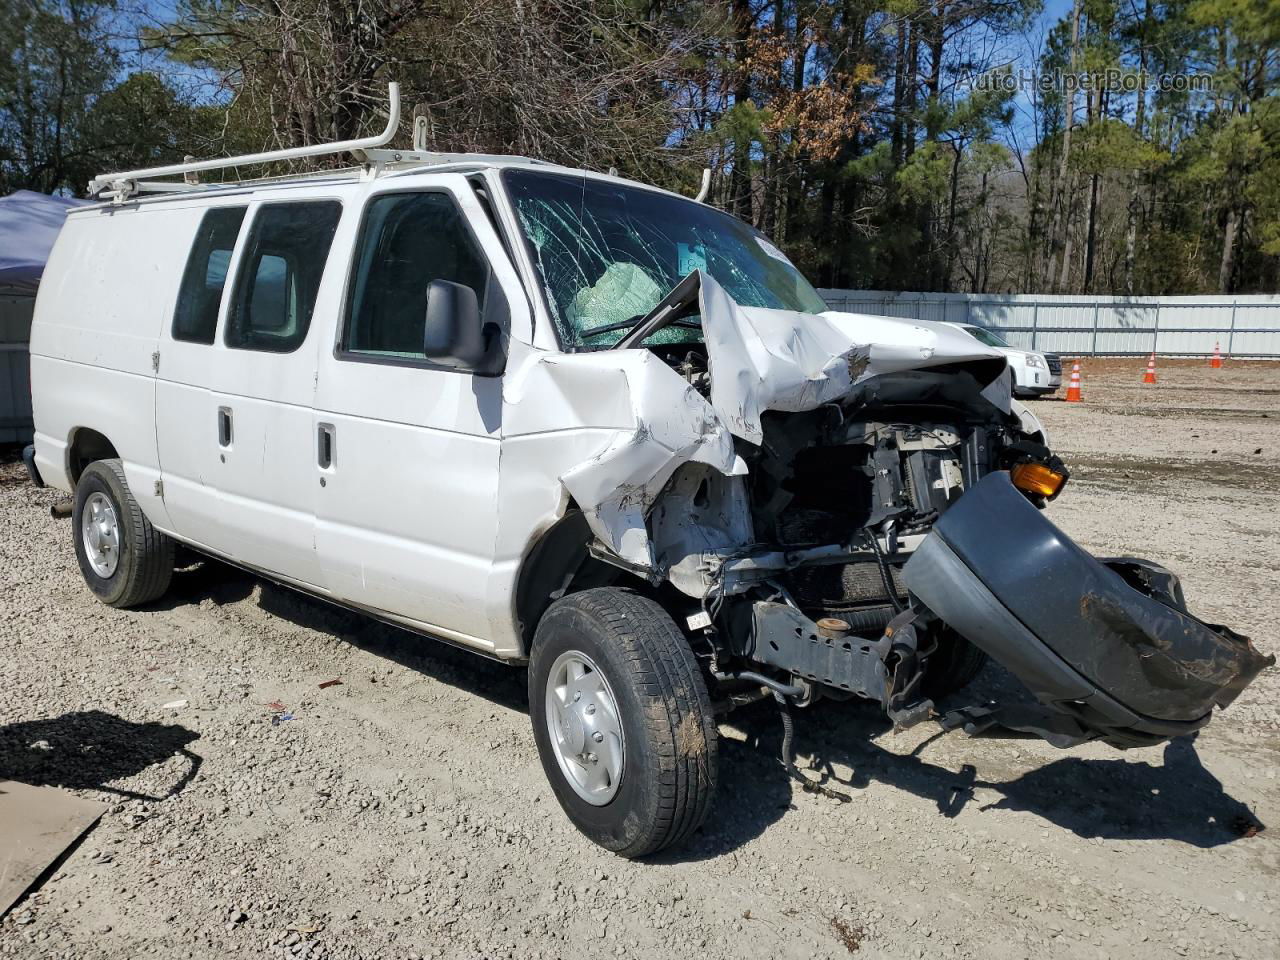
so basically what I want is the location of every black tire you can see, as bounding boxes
[529,587,718,858]
[921,627,988,699]
[73,458,174,608]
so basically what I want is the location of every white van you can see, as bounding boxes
[27,87,1271,857]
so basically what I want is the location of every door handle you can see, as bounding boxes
[317,422,335,469]
[217,406,233,447]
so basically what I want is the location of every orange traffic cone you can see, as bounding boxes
[1142,353,1157,384]
[1065,362,1082,402]
[1210,341,1223,368]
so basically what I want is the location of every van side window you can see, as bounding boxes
[225,201,342,353]
[172,207,246,344]
[341,192,489,361]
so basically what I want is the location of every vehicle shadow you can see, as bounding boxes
[153,557,530,714]
[661,705,798,863]
[0,710,202,802]
[153,562,1264,857]
[151,554,258,608]
[665,696,1263,862]
[253,575,530,715]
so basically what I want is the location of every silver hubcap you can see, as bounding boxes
[545,650,624,806]
[81,492,120,578]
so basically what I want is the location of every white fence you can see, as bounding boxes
[817,290,1280,357]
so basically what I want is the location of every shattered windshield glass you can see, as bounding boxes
[502,169,830,349]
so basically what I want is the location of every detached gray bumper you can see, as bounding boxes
[904,472,1273,747]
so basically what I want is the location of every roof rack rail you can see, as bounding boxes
[88,82,402,200]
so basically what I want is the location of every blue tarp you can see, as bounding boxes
[0,190,90,296]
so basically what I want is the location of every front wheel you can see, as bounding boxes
[921,626,988,699]
[529,588,718,858]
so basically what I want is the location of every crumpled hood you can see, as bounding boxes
[690,271,1012,445]
[509,271,1017,567]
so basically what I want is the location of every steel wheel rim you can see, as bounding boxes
[545,649,625,806]
[81,491,121,578]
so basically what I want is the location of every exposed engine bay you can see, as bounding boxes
[644,338,1072,731]
[574,273,1274,754]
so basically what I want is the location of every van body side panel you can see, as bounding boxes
[159,338,328,587]
[155,205,250,552]
[489,426,635,655]
[154,372,227,549]
[30,205,196,526]
[312,372,503,646]
[488,341,652,657]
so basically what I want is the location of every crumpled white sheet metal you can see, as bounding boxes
[698,275,862,445]
[506,346,742,568]
[522,271,1008,566]
[698,271,1009,444]
[557,358,743,565]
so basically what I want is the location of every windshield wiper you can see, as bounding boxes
[610,271,703,349]
[581,316,645,337]
[582,316,700,338]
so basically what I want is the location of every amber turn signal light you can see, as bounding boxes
[1010,461,1066,499]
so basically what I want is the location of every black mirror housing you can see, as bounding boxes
[423,279,489,368]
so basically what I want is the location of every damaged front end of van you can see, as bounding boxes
[531,269,1272,753]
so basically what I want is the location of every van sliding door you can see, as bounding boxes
[200,199,343,587]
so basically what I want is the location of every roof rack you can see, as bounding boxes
[88,82,403,201]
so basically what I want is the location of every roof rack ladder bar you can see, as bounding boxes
[89,83,401,197]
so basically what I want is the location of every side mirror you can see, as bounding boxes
[423,279,488,367]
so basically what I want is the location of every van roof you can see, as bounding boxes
[84,84,706,212]
[74,153,699,214]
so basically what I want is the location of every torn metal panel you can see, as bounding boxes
[1010,397,1049,445]
[512,271,1014,567]
[503,344,739,567]
[674,271,1013,445]
[648,463,754,596]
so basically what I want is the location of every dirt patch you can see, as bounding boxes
[1083,405,1276,422]
[829,917,866,953]
[1,358,1278,960]
[675,709,710,758]
[1065,454,1280,493]
[1063,357,1280,373]
[0,458,29,486]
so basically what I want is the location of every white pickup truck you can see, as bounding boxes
[25,87,1271,857]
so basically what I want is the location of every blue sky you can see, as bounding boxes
[115,0,1082,146]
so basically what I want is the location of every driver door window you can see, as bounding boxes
[340,191,489,364]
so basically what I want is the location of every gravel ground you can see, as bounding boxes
[1,357,1277,960]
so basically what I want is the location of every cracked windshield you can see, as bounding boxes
[503,169,829,349]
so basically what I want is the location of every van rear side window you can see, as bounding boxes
[226,201,342,353]
[172,207,246,344]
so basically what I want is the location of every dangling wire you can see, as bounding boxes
[866,528,905,613]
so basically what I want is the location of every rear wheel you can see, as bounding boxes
[529,587,718,858]
[73,458,174,608]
